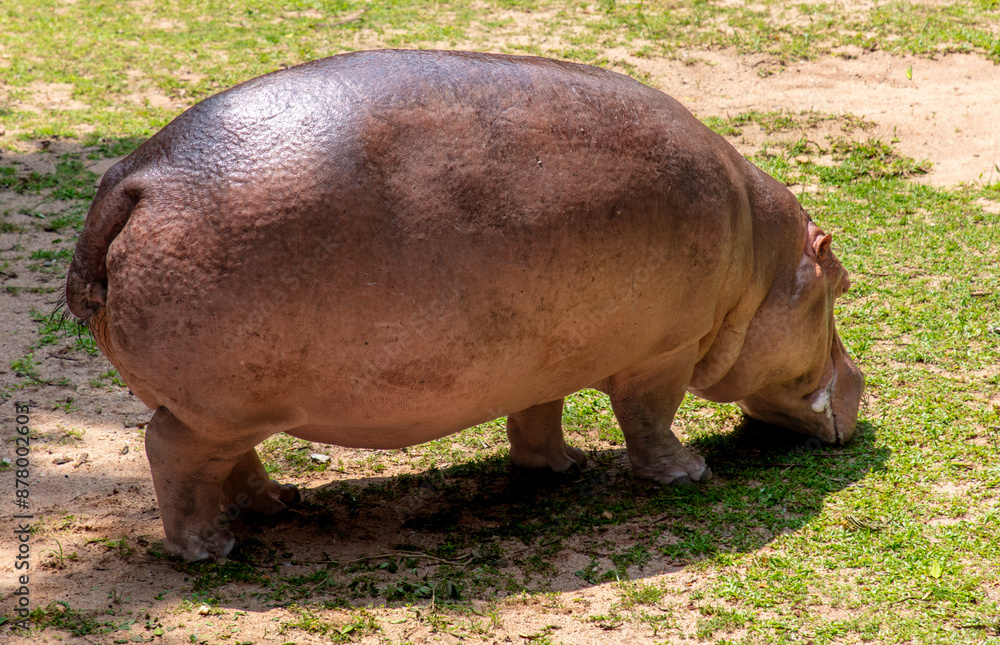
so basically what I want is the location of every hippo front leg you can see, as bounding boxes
[144,407,249,562]
[606,349,713,485]
[506,399,587,472]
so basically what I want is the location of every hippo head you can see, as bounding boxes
[694,220,864,444]
[736,221,864,443]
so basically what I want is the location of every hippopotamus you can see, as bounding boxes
[67,49,863,562]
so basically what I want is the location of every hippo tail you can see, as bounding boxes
[65,159,142,321]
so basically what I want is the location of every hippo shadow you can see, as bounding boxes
[208,417,888,605]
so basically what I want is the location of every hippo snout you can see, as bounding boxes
[797,333,864,444]
[735,332,864,444]
[828,336,864,444]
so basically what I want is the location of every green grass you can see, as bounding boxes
[28,602,121,637]
[283,606,380,641]
[1,0,998,143]
[10,352,43,382]
[5,120,999,645]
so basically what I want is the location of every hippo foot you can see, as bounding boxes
[163,527,236,563]
[506,398,587,473]
[510,442,587,473]
[632,453,713,486]
[246,480,301,515]
[661,465,713,486]
[222,449,301,515]
[273,481,302,507]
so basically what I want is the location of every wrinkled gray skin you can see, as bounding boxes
[66,50,864,562]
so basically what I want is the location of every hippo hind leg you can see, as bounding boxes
[506,398,587,472]
[606,350,713,485]
[222,448,300,515]
[144,407,252,562]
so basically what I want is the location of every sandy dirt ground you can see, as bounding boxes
[1,47,998,644]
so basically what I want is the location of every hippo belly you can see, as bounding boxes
[67,49,863,561]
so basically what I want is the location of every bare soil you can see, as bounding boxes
[629,49,1000,187]
[1,49,998,644]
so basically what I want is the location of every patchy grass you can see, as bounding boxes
[28,602,120,637]
[5,116,999,645]
[5,118,1000,645]
[1,1,998,143]
[259,433,335,474]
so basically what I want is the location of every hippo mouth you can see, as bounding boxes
[804,369,847,444]
[737,334,863,445]
[800,335,864,444]
[827,334,864,443]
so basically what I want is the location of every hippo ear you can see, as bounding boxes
[813,233,832,261]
